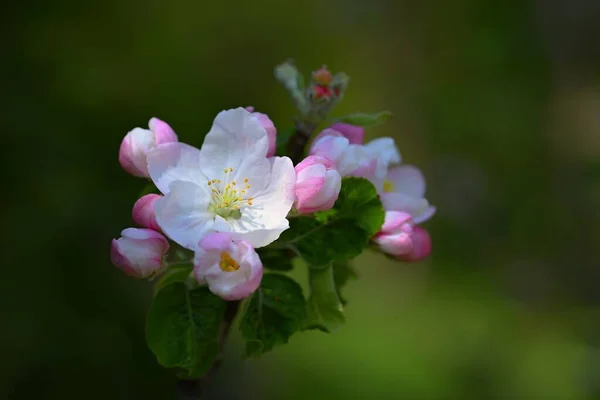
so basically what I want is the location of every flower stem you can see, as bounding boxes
[176,300,240,399]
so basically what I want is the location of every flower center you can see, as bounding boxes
[219,252,240,272]
[207,167,254,219]
[383,179,394,193]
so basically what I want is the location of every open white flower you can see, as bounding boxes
[381,165,436,223]
[146,108,296,249]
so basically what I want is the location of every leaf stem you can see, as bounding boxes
[176,300,240,400]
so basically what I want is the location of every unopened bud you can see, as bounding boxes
[312,65,333,86]
[312,85,332,101]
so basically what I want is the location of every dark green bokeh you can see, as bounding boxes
[3,0,600,399]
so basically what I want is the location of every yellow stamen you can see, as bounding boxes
[383,180,394,193]
[219,252,240,272]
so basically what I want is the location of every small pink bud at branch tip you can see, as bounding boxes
[312,65,333,86]
[132,194,162,231]
[111,228,169,278]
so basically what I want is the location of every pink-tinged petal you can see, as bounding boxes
[294,156,341,214]
[349,157,388,191]
[400,226,431,262]
[110,228,169,278]
[216,242,263,300]
[295,175,326,211]
[364,137,401,165]
[198,232,233,252]
[312,128,345,144]
[193,239,263,301]
[413,205,436,224]
[110,239,138,277]
[381,192,430,216]
[380,211,413,233]
[309,135,349,163]
[374,232,413,256]
[245,106,255,112]
[118,128,154,178]
[330,123,365,144]
[251,112,277,157]
[147,142,207,194]
[386,165,426,198]
[132,194,162,231]
[149,117,178,144]
[295,155,335,172]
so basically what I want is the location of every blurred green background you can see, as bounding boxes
[4,0,600,398]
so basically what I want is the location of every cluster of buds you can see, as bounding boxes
[308,65,348,108]
[274,61,349,120]
[308,122,435,261]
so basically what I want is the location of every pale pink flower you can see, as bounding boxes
[381,165,436,223]
[193,232,263,301]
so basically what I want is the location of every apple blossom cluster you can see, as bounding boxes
[109,61,435,381]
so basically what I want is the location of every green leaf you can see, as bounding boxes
[153,264,194,295]
[239,273,306,357]
[275,126,295,156]
[256,248,294,271]
[276,177,384,267]
[138,182,159,198]
[304,264,345,333]
[146,284,227,378]
[335,110,392,127]
[332,261,357,305]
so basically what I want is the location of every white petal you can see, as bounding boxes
[387,165,426,197]
[228,219,290,248]
[251,156,296,222]
[364,137,401,165]
[412,205,436,224]
[381,192,430,217]
[147,142,207,194]
[154,181,215,250]
[199,108,270,177]
[129,128,155,175]
[226,161,294,247]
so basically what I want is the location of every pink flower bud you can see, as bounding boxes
[373,211,432,262]
[193,233,263,301]
[294,156,341,214]
[132,194,162,231]
[246,107,277,157]
[329,123,365,145]
[398,226,431,262]
[373,211,414,256]
[110,228,169,278]
[119,118,178,178]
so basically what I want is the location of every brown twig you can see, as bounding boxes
[176,300,240,400]
[288,120,318,164]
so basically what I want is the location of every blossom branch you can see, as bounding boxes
[176,300,240,400]
[288,119,318,164]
